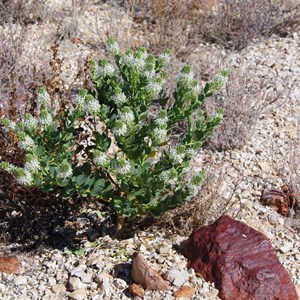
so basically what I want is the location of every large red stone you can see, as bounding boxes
[186,215,298,300]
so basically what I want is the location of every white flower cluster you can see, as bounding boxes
[16,169,33,186]
[158,50,171,65]
[146,81,162,99]
[168,146,185,164]
[119,107,134,125]
[160,168,178,187]
[1,118,17,132]
[39,109,53,126]
[18,135,35,150]
[154,110,168,127]
[0,161,16,173]
[73,94,86,110]
[113,120,128,136]
[24,154,40,173]
[93,150,108,166]
[111,92,127,106]
[85,98,100,115]
[178,71,194,85]
[56,162,73,179]
[96,63,115,77]
[24,114,38,131]
[107,39,120,55]
[116,158,130,175]
[37,88,51,108]
[152,127,167,143]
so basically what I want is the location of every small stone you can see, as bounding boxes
[280,242,294,254]
[173,285,195,298]
[208,287,219,298]
[129,283,145,298]
[80,272,93,284]
[69,288,87,300]
[68,277,87,291]
[268,211,279,225]
[50,284,66,294]
[165,268,190,287]
[113,278,127,290]
[14,275,28,285]
[70,265,86,277]
[0,256,20,274]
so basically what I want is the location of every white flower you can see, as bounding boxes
[97,63,115,77]
[189,184,200,196]
[159,52,171,65]
[143,69,155,79]
[73,94,85,110]
[113,120,128,136]
[18,135,35,150]
[116,158,130,175]
[154,111,168,126]
[39,109,53,126]
[0,162,16,173]
[1,118,17,132]
[56,162,73,179]
[111,93,127,105]
[178,71,194,85]
[85,99,100,115]
[25,155,40,173]
[37,88,51,108]
[119,108,134,125]
[153,127,167,143]
[187,148,197,157]
[93,150,108,166]
[123,54,145,70]
[24,115,38,131]
[169,147,185,164]
[16,169,33,186]
[146,81,162,98]
[107,40,120,55]
[160,168,178,187]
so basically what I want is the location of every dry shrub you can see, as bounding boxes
[191,0,300,51]
[0,0,48,25]
[204,63,284,150]
[125,0,300,55]
[154,163,233,236]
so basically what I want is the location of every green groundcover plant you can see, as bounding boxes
[0,39,227,218]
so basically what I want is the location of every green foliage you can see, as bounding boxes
[0,39,227,218]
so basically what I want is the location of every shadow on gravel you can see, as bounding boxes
[0,170,120,253]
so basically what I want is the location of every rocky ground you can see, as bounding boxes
[0,1,300,299]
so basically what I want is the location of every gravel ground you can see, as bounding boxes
[0,1,300,299]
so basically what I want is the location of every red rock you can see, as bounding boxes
[131,252,169,291]
[186,215,298,300]
[173,285,195,298]
[129,283,145,298]
[260,184,296,216]
[0,256,20,274]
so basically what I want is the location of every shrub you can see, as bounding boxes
[0,39,227,221]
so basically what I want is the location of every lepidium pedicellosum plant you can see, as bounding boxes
[0,38,227,224]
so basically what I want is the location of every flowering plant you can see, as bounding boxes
[0,39,227,219]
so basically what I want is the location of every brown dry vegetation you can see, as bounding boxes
[0,0,299,248]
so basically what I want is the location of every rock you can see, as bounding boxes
[0,256,20,274]
[186,215,298,300]
[68,277,87,291]
[113,278,127,290]
[131,252,169,291]
[129,283,145,298]
[69,288,87,300]
[164,268,190,287]
[173,285,196,299]
[50,283,66,294]
[260,184,295,216]
[268,211,279,225]
[80,272,93,284]
[13,275,28,285]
